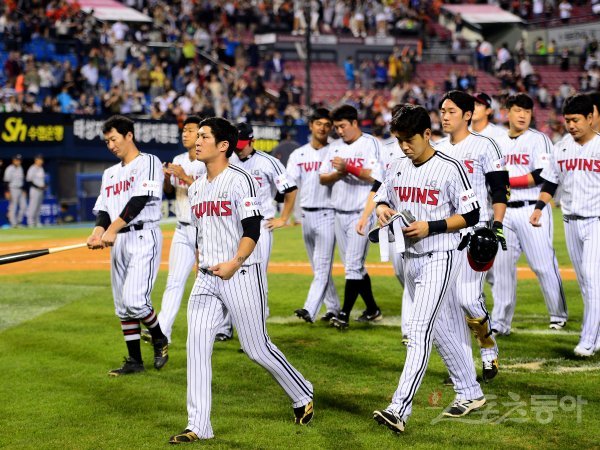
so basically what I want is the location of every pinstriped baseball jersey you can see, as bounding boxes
[434,132,505,221]
[230,150,296,219]
[541,132,600,216]
[93,153,163,223]
[189,164,263,268]
[286,143,333,208]
[497,128,552,202]
[319,133,382,211]
[469,122,507,141]
[373,152,479,254]
[170,153,206,223]
[380,136,403,170]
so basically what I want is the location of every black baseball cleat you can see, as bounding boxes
[169,429,199,444]
[355,309,383,323]
[294,308,314,323]
[443,396,486,417]
[320,312,336,322]
[373,408,405,433]
[549,320,566,330]
[141,329,152,344]
[482,359,498,382]
[330,312,349,330]
[443,376,453,386]
[108,357,144,377]
[153,337,169,370]
[215,333,232,342]
[294,401,314,425]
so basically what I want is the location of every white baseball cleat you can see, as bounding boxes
[574,344,595,357]
[549,321,566,330]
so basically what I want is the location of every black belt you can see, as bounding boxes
[302,207,333,212]
[199,268,214,276]
[507,200,537,208]
[564,215,597,221]
[119,223,145,233]
[335,209,361,215]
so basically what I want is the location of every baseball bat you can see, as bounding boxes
[0,243,88,266]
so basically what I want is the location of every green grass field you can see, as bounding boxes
[0,215,599,449]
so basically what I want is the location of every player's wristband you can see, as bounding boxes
[346,162,362,177]
[427,220,447,234]
[509,174,530,188]
[534,200,547,211]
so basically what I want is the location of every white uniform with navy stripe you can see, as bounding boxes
[185,165,313,439]
[92,153,164,320]
[435,132,504,364]
[470,122,507,141]
[3,164,26,226]
[157,153,206,342]
[287,143,340,320]
[26,164,46,226]
[540,133,600,352]
[320,134,382,280]
[373,151,483,423]
[492,129,566,334]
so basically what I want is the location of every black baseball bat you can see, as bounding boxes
[0,243,88,266]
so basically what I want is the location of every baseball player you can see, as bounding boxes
[26,154,46,227]
[356,135,411,341]
[530,94,600,357]
[86,115,169,376]
[435,91,510,381]
[169,117,313,444]
[469,92,507,141]
[3,154,26,228]
[286,108,341,322]
[372,105,485,434]
[492,94,567,335]
[589,91,600,132]
[141,116,206,345]
[213,122,298,340]
[319,105,382,329]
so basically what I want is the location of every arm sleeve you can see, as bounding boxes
[371,180,382,193]
[541,181,558,196]
[485,171,510,204]
[132,155,164,198]
[95,210,111,229]
[531,168,545,185]
[241,216,262,242]
[461,208,480,227]
[119,195,151,223]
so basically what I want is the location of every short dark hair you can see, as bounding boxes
[199,117,238,158]
[505,93,534,110]
[390,104,431,138]
[183,115,202,127]
[588,91,600,112]
[330,104,358,123]
[102,115,135,137]
[309,108,331,123]
[563,94,594,116]
[439,90,475,114]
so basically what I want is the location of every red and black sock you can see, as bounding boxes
[141,309,166,341]
[121,320,142,363]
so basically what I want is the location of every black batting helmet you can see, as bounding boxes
[467,227,498,272]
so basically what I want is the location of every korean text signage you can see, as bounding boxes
[73,117,180,146]
[0,114,66,146]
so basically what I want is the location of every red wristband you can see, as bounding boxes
[509,174,530,188]
[346,162,362,177]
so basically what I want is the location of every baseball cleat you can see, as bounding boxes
[153,337,169,370]
[320,312,336,322]
[169,429,199,444]
[443,396,486,417]
[294,401,314,425]
[482,359,499,382]
[108,357,144,377]
[373,408,405,433]
[574,344,595,357]
[491,328,510,337]
[443,376,453,386]
[355,309,383,323]
[549,321,566,330]
[141,329,152,343]
[215,333,232,342]
[330,312,349,330]
[294,308,314,323]
[401,334,409,346]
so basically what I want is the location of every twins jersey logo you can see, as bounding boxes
[298,161,321,172]
[506,154,530,165]
[557,158,600,173]
[191,201,233,217]
[463,160,474,174]
[105,176,135,197]
[393,186,440,205]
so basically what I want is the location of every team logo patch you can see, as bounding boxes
[368,158,378,168]
[274,173,289,187]
[243,197,260,211]
[459,188,478,206]
[492,157,505,170]
[141,179,161,191]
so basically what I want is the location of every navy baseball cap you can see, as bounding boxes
[13,154,22,160]
[473,92,492,108]
[236,123,254,150]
